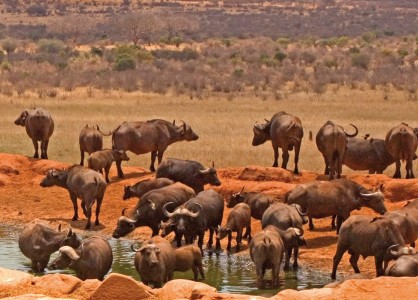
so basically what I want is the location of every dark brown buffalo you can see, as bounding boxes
[227,187,274,220]
[385,123,418,178]
[316,120,358,179]
[132,236,176,288]
[88,149,130,183]
[123,178,174,200]
[285,179,387,234]
[49,236,113,280]
[156,158,221,194]
[79,124,111,166]
[112,119,199,176]
[40,165,107,229]
[252,111,304,174]
[343,137,396,174]
[112,182,196,238]
[14,107,54,159]
[216,202,252,252]
[18,221,79,273]
[331,215,415,279]
[384,198,418,247]
[385,254,418,277]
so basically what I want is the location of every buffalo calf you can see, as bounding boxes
[88,149,130,183]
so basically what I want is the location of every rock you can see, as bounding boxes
[324,273,370,288]
[89,273,155,300]
[383,179,418,202]
[3,294,73,300]
[29,160,69,175]
[30,274,82,295]
[158,279,216,300]
[0,268,32,286]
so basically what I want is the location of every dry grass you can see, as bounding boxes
[1,87,418,176]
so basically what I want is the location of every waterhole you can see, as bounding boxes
[0,226,331,296]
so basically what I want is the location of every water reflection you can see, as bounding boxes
[0,226,331,296]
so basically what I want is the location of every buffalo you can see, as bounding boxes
[40,165,107,229]
[156,158,221,194]
[88,149,130,183]
[79,124,111,166]
[216,202,252,252]
[385,123,418,178]
[331,215,415,279]
[174,245,205,280]
[161,189,224,252]
[385,254,418,277]
[227,187,274,220]
[112,182,195,238]
[285,179,387,233]
[252,111,304,174]
[18,221,79,273]
[112,119,199,176]
[49,236,113,280]
[316,120,358,179]
[132,236,176,288]
[14,107,54,159]
[343,137,396,174]
[123,178,174,200]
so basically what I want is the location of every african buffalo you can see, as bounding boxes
[385,123,418,178]
[14,107,54,159]
[385,254,418,277]
[88,149,130,183]
[227,187,274,220]
[252,111,304,174]
[161,189,224,252]
[384,198,418,247]
[40,165,107,229]
[112,182,195,238]
[18,221,79,273]
[49,236,113,280]
[156,158,221,194]
[132,236,176,288]
[174,245,205,280]
[216,202,251,252]
[316,120,358,179]
[112,119,199,176]
[343,137,396,174]
[79,124,111,166]
[285,179,387,234]
[123,178,174,200]
[331,215,415,279]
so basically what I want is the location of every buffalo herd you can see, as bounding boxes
[14,108,418,288]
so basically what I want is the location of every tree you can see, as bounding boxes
[162,13,199,41]
[116,12,163,46]
[55,15,92,45]
[5,0,20,13]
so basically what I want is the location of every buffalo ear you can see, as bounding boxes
[376,183,385,193]
[57,223,62,232]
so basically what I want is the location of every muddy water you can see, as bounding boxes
[0,226,331,296]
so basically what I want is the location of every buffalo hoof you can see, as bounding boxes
[293,264,300,270]
[33,154,39,159]
[72,216,78,221]
[283,264,290,271]
[95,220,100,226]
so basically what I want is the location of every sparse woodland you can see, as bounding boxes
[0,0,417,101]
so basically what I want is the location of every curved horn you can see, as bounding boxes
[59,246,80,261]
[212,161,215,168]
[359,190,382,199]
[239,186,245,194]
[121,208,128,216]
[254,122,263,130]
[66,226,73,237]
[130,240,145,252]
[293,227,304,237]
[387,244,400,257]
[199,168,211,175]
[344,124,358,137]
[294,204,308,216]
[118,216,137,224]
[264,118,270,123]
[163,202,175,218]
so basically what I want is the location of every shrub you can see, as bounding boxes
[1,60,11,71]
[398,49,409,58]
[351,53,370,70]
[137,49,153,62]
[27,4,48,16]
[151,48,199,61]
[274,50,287,62]
[221,38,231,47]
[2,39,17,54]
[37,39,66,54]
[300,51,316,64]
[362,31,378,43]
[90,46,103,57]
[171,36,183,47]
[0,50,4,63]
[232,68,244,78]
[113,53,136,71]
[276,37,290,48]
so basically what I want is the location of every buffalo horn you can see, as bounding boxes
[387,244,400,257]
[359,190,382,199]
[96,124,113,136]
[254,123,263,130]
[212,161,215,168]
[131,240,145,252]
[163,202,175,218]
[59,246,80,261]
[118,216,137,224]
[239,186,245,194]
[121,208,128,216]
[293,227,304,237]
[344,124,358,138]
[199,168,211,175]
[57,223,62,232]
[294,204,307,216]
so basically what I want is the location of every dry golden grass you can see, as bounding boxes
[1,87,418,176]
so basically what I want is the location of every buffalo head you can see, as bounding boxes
[40,169,61,187]
[112,208,137,238]
[358,185,387,215]
[14,110,29,126]
[198,162,221,186]
[179,121,199,141]
[252,122,270,146]
[227,187,245,208]
[49,246,80,270]
[132,241,161,267]
[122,186,134,200]
[386,244,416,261]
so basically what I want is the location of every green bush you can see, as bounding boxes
[276,37,290,48]
[151,48,199,61]
[0,50,4,63]
[90,46,103,57]
[362,31,378,43]
[37,39,66,54]
[2,39,17,54]
[232,69,244,78]
[171,36,183,47]
[221,38,231,47]
[1,60,11,71]
[113,53,136,71]
[274,50,287,62]
[137,49,153,62]
[398,49,409,58]
[351,53,370,70]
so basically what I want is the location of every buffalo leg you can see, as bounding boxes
[227,232,232,251]
[406,159,414,179]
[41,139,49,159]
[292,246,299,269]
[104,165,111,183]
[349,253,361,273]
[150,151,157,172]
[70,194,79,221]
[336,216,344,234]
[197,232,204,254]
[85,206,92,229]
[95,197,103,226]
[197,261,205,280]
[32,140,39,158]
[309,217,315,230]
[192,265,199,281]
[81,201,87,217]
[375,256,384,277]
[246,225,252,242]
[393,160,401,178]
[294,144,301,174]
[79,150,85,166]
[272,264,280,287]
[207,228,214,249]
[157,149,166,166]
[281,148,289,170]
[284,248,292,270]
[272,146,279,167]
[116,159,124,178]
[322,155,330,175]
[331,215,336,229]
[331,246,346,279]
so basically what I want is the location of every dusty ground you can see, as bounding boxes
[1,152,417,284]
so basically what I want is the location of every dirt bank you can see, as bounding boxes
[0,153,417,295]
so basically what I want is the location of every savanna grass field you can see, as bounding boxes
[1,88,417,176]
